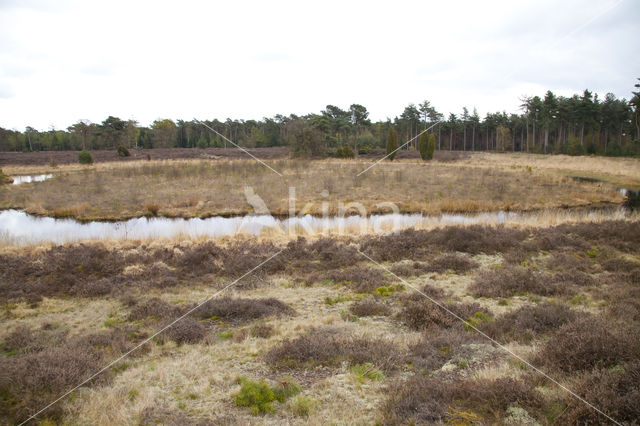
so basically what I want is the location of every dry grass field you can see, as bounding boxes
[1,221,639,424]
[1,152,636,220]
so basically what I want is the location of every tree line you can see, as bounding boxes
[1,80,638,157]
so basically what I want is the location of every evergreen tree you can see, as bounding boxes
[386,125,398,160]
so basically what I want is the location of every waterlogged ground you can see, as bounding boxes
[1,221,639,424]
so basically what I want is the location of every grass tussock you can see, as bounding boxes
[322,266,389,293]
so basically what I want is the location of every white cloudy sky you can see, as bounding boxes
[0,0,638,130]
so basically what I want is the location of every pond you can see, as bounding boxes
[0,208,631,246]
[11,174,54,185]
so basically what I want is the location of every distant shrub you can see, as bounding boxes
[349,298,392,317]
[418,132,435,160]
[335,144,355,158]
[386,126,399,161]
[117,145,131,157]
[78,150,93,164]
[482,302,578,343]
[235,378,277,414]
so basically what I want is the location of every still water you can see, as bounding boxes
[0,208,630,246]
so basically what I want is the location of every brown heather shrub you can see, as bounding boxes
[600,257,640,273]
[0,327,140,423]
[361,226,526,262]
[401,300,491,331]
[127,297,184,321]
[265,327,404,372]
[323,266,389,293]
[349,298,392,317]
[429,225,528,255]
[470,266,567,298]
[481,303,579,343]
[2,325,68,355]
[389,261,431,277]
[307,238,361,269]
[165,317,207,345]
[175,241,222,275]
[361,229,433,262]
[195,297,294,322]
[221,241,282,276]
[409,328,485,371]
[544,252,594,272]
[381,375,542,425]
[426,253,479,274]
[558,362,640,424]
[551,269,596,288]
[558,220,640,252]
[536,317,640,373]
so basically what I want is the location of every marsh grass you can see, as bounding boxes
[0,155,626,220]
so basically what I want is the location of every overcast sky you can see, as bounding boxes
[0,0,638,130]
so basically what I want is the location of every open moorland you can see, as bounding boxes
[1,221,639,424]
[1,151,640,425]
[1,151,638,220]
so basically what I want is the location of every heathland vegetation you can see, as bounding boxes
[1,219,639,424]
[1,80,639,157]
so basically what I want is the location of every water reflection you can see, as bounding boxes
[11,174,54,185]
[0,208,631,246]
